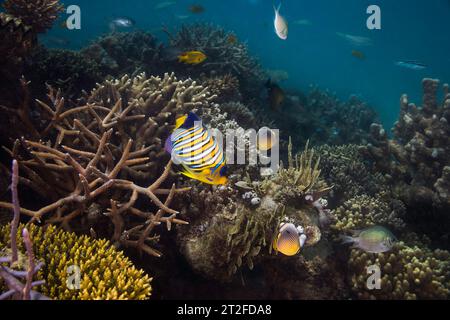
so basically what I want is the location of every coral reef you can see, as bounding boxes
[0,160,151,300]
[24,47,105,98]
[273,88,378,150]
[0,72,217,257]
[176,141,331,282]
[164,23,265,99]
[199,74,242,104]
[1,223,152,300]
[313,144,386,206]
[360,79,450,246]
[348,238,450,299]
[361,79,450,209]
[332,193,406,233]
[2,0,63,34]
[81,31,163,77]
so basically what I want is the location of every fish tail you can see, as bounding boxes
[339,235,355,245]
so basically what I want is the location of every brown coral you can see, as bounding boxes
[0,72,217,257]
[2,0,63,34]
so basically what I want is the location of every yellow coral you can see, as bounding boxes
[349,238,450,300]
[0,224,152,300]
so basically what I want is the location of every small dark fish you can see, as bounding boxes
[189,4,205,14]
[265,78,285,111]
[395,60,427,70]
[351,50,365,60]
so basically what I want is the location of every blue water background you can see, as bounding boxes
[36,0,450,128]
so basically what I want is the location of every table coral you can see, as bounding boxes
[0,72,216,257]
[2,0,63,34]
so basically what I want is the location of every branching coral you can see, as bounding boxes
[1,223,152,300]
[361,79,450,209]
[2,0,63,34]
[332,193,406,233]
[348,238,450,299]
[200,74,242,104]
[313,144,386,206]
[0,160,48,300]
[164,23,265,99]
[81,31,163,77]
[0,72,216,256]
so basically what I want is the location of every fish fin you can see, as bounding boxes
[164,133,175,154]
[175,115,188,129]
[180,112,202,129]
[274,3,282,13]
[339,235,355,245]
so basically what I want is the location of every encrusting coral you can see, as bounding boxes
[0,72,217,257]
[2,0,64,34]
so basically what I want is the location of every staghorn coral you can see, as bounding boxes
[0,160,48,300]
[332,193,406,233]
[0,72,217,257]
[2,0,63,34]
[348,238,450,300]
[164,23,265,99]
[1,223,152,300]
[314,144,386,206]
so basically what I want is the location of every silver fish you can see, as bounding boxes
[341,226,397,253]
[109,17,135,31]
[274,3,288,40]
[336,32,373,46]
[395,60,427,70]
